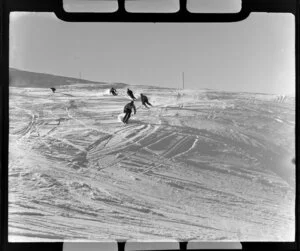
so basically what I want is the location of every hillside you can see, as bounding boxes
[9,68,126,89]
[8,80,295,241]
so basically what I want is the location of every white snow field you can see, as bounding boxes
[9,82,295,242]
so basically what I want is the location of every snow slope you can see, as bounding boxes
[9,84,295,241]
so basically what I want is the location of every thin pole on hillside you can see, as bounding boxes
[182,72,185,90]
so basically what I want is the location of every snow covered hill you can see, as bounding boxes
[8,76,295,241]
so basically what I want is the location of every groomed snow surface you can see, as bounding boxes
[9,84,295,241]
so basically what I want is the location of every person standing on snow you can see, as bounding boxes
[123,101,136,124]
[140,93,152,109]
[127,88,137,100]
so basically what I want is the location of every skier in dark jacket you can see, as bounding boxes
[127,88,137,100]
[110,87,118,96]
[140,93,152,109]
[123,101,136,124]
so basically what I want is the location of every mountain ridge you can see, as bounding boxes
[9,68,127,88]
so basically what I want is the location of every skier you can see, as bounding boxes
[123,101,136,124]
[110,87,118,96]
[140,93,152,109]
[127,88,137,100]
[50,87,56,93]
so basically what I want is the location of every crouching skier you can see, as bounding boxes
[123,101,136,124]
[140,93,152,109]
[110,87,118,96]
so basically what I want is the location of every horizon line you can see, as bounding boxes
[9,67,295,97]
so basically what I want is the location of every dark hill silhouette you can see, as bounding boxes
[9,68,127,89]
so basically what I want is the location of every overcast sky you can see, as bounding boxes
[10,12,295,95]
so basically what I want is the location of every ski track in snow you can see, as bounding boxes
[9,86,295,241]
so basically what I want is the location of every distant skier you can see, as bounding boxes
[110,87,118,96]
[140,93,152,109]
[123,101,136,124]
[50,87,56,93]
[127,88,137,100]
